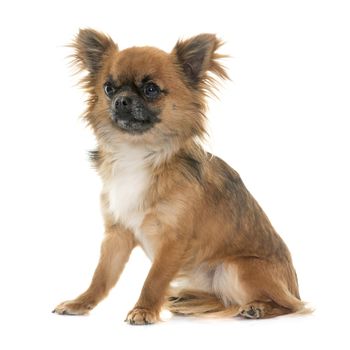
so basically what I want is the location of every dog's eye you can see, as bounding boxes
[143,83,160,99]
[103,82,115,98]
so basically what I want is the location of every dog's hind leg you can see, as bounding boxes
[213,257,308,319]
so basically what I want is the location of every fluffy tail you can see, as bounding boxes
[165,290,241,318]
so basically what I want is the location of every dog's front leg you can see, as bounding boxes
[54,224,135,315]
[126,236,187,325]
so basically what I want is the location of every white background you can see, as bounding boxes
[0,0,349,349]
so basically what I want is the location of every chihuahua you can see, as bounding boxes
[53,29,309,324]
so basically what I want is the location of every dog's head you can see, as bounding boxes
[72,29,228,150]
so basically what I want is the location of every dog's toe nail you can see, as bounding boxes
[247,308,256,317]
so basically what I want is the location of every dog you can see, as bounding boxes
[53,29,309,324]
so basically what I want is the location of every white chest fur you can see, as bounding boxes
[103,145,152,240]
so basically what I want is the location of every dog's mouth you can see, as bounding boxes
[115,117,154,133]
[111,107,160,134]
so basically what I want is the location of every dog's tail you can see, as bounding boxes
[165,290,241,318]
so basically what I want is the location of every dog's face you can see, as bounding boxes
[101,47,185,138]
[103,50,163,135]
[73,29,227,149]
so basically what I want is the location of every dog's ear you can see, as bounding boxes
[172,34,228,86]
[72,28,118,75]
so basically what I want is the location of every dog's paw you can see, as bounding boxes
[125,307,159,325]
[52,300,94,316]
[239,303,264,319]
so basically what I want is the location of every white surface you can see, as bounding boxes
[0,0,349,349]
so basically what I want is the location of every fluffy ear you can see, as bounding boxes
[72,28,118,75]
[172,34,228,86]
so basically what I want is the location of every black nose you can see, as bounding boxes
[114,96,132,113]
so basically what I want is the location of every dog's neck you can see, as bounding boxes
[100,137,201,170]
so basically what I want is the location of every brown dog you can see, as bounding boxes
[53,29,309,324]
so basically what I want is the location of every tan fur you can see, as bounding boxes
[54,29,311,324]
